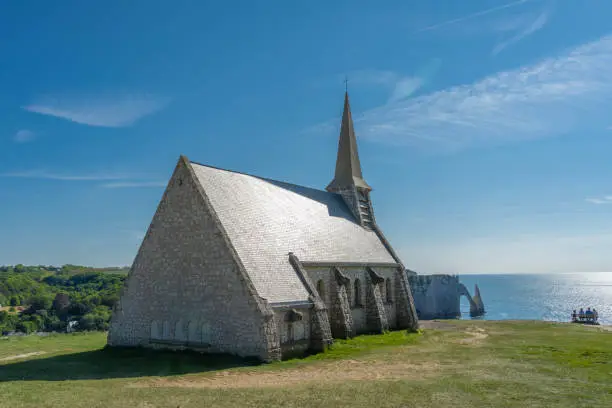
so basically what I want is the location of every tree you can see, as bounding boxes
[28,294,53,311]
[52,293,71,313]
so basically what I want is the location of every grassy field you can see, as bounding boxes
[1,320,611,408]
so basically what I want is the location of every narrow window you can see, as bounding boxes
[162,320,171,340]
[386,278,393,303]
[150,320,161,340]
[316,279,325,300]
[287,322,294,344]
[354,279,361,307]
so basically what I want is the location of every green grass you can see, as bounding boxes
[1,320,611,408]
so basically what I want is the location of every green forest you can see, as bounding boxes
[0,264,128,335]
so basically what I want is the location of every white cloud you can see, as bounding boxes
[344,70,422,101]
[586,196,612,205]
[387,77,424,104]
[22,93,170,127]
[415,0,549,55]
[0,169,166,189]
[492,10,549,55]
[0,170,130,181]
[101,181,167,188]
[13,129,35,143]
[417,0,531,32]
[343,61,441,104]
[307,34,612,151]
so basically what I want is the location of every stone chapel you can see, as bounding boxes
[107,91,420,362]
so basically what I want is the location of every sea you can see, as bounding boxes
[457,272,612,325]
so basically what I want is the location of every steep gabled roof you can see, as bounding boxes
[190,162,397,304]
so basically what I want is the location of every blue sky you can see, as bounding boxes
[2,0,612,274]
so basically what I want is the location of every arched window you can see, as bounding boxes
[150,320,161,340]
[187,321,199,343]
[316,279,325,300]
[162,320,171,340]
[354,279,362,307]
[386,278,393,303]
[175,319,186,342]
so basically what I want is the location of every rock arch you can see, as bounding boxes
[458,283,485,317]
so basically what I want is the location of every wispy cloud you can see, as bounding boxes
[13,129,35,143]
[417,0,531,32]
[343,60,442,104]
[586,196,612,205]
[22,93,170,127]
[343,70,423,102]
[492,10,549,55]
[100,181,167,188]
[0,170,164,189]
[306,35,612,151]
[0,170,130,181]
[387,77,425,104]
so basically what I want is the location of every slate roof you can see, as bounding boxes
[190,162,398,304]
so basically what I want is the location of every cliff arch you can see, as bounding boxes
[458,283,485,317]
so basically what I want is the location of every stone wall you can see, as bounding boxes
[305,264,406,335]
[107,157,279,361]
[273,307,311,358]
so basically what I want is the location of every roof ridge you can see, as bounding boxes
[188,159,332,195]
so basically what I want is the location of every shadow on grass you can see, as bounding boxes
[0,346,260,381]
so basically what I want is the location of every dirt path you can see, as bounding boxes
[0,351,46,362]
[418,320,460,330]
[139,359,441,389]
[583,324,612,332]
[458,327,489,344]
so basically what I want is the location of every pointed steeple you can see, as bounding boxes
[326,92,371,192]
[326,91,375,229]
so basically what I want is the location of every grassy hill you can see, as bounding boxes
[1,320,611,408]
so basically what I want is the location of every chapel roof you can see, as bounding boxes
[189,161,397,305]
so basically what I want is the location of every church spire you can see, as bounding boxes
[326,91,372,192]
[326,90,375,229]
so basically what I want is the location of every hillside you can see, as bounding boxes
[1,320,611,408]
[0,264,127,334]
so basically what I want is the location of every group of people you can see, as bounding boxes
[571,307,599,323]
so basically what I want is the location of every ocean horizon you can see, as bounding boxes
[455,272,612,325]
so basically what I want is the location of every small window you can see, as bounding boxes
[354,279,362,307]
[386,278,393,303]
[316,279,325,300]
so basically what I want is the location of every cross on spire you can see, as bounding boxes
[344,76,348,92]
